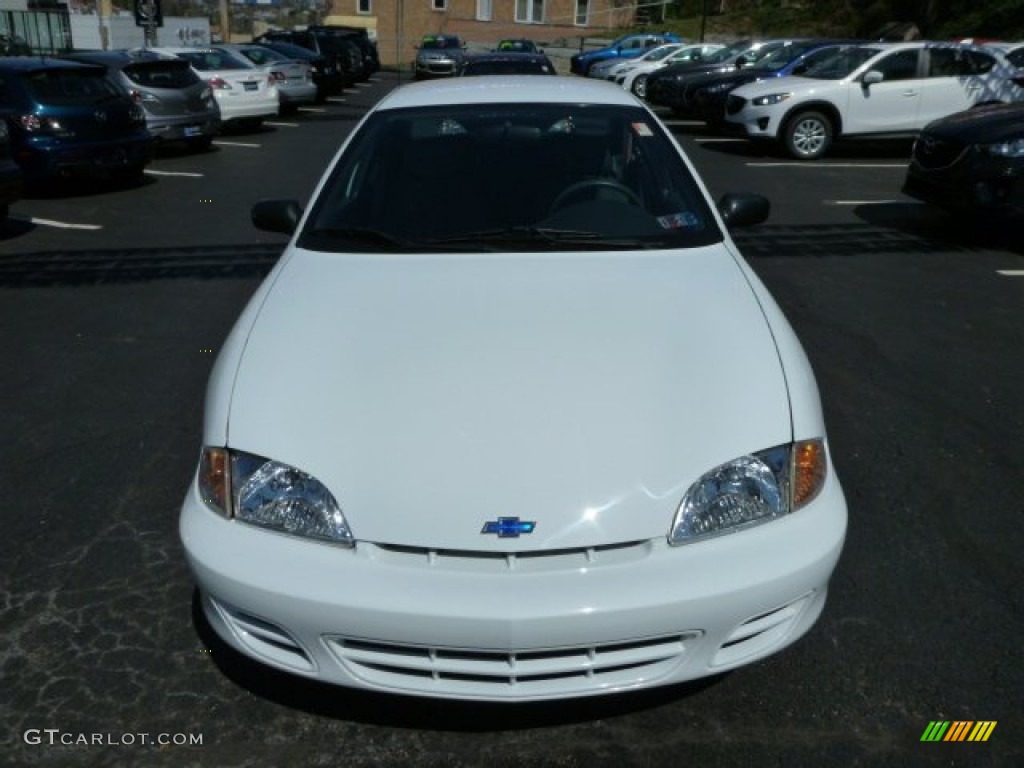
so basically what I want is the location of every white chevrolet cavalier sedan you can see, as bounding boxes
[181,77,847,702]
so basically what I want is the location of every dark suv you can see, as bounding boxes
[0,57,154,187]
[257,27,378,84]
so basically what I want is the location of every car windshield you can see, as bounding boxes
[802,46,882,79]
[20,68,124,104]
[177,50,252,71]
[755,42,832,71]
[641,45,680,62]
[300,102,722,253]
[421,36,461,50]
[123,60,199,88]
[700,41,753,65]
[238,47,289,65]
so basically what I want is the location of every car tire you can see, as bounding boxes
[187,136,213,152]
[631,74,648,99]
[782,110,832,161]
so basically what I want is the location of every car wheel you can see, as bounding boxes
[783,110,832,160]
[631,74,648,99]
[187,136,213,152]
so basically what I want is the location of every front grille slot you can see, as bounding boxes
[326,633,698,697]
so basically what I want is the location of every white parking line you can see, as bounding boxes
[18,216,102,231]
[824,200,914,206]
[997,270,1024,276]
[264,121,300,128]
[746,162,908,168]
[660,119,704,126]
[297,106,327,113]
[327,97,347,103]
[145,169,204,177]
[212,140,261,148]
[693,137,747,143]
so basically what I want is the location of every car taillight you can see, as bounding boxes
[129,89,143,104]
[207,77,230,90]
[19,114,61,133]
[270,70,287,82]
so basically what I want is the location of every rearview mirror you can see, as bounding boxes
[718,193,770,228]
[252,199,303,235]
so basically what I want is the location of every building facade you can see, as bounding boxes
[326,0,642,68]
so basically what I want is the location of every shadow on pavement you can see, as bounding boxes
[191,590,727,730]
[0,243,284,286]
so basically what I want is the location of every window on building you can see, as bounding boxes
[357,0,371,13]
[515,0,544,23]
[477,0,492,21]
[575,0,589,25]
[433,0,447,10]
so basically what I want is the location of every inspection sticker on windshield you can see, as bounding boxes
[657,211,700,230]
[632,122,654,137]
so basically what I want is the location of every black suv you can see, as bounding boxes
[257,27,378,84]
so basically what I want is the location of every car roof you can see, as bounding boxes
[378,76,639,110]
[62,49,183,67]
[0,56,104,72]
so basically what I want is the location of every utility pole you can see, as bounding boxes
[219,0,230,44]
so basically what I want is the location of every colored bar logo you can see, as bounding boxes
[920,721,997,742]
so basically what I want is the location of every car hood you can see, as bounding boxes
[922,102,1024,143]
[731,75,832,99]
[225,247,793,551]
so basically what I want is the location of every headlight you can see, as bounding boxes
[751,93,791,107]
[985,138,1024,157]
[198,448,354,546]
[669,440,826,546]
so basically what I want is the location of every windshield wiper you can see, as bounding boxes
[423,226,658,249]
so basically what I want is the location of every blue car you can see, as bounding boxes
[570,33,682,76]
[0,57,154,188]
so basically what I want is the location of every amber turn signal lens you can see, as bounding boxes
[198,447,231,517]
[793,439,826,509]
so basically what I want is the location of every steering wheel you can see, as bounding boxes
[550,179,642,213]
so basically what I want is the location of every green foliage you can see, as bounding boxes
[660,0,1024,39]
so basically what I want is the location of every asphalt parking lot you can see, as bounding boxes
[1,71,1022,768]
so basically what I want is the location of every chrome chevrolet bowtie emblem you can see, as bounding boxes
[481,517,536,538]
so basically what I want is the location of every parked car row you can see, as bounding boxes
[413,36,556,78]
[643,38,1024,162]
[256,25,380,89]
[0,37,379,221]
[587,42,725,98]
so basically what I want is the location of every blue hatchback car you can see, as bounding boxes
[0,57,154,187]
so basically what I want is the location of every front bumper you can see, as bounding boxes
[902,148,1024,218]
[181,465,847,702]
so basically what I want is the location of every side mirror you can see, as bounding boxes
[252,199,303,235]
[718,193,770,228]
[862,70,883,85]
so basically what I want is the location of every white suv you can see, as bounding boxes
[724,41,1024,159]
